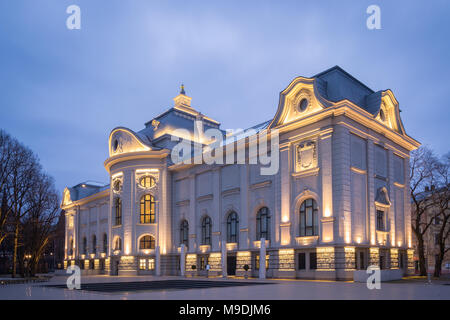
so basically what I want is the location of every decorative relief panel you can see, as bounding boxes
[295,140,318,172]
[112,176,123,195]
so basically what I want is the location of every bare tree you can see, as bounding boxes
[410,147,439,276]
[0,131,14,247]
[431,153,450,277]
[22,173,59,276]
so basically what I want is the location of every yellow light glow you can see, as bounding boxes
[344,246,355,253]
[279,249,294,255]
[111,172,123,179]
[356,237,362,244]
[135,168,159,173]
[237,251,251,257]
[324,208,331,218]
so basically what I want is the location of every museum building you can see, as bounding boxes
[62,66,420,279]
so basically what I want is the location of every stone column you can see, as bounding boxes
[239,165,249,249]
[221,241,227,278]
[188,174,196,252]
[279,143,291,246]
[180,244,186,277]
[320,128,334,243]
[155,246,161,276]
[212,168,221,251]
[259,238,266,279]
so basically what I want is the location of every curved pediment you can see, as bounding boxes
[374,90,406,135]
[108,127,152,156]
[268,77,331,128]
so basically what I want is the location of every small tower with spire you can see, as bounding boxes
[173,83,192,109]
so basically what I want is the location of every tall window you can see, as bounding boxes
[140,194,155,224]
[376,210,385,231]
[114,237,122,251]
[256,207,270,240]
[139,235,155,249]
[69,238,74,256]
[114,198,122,226]
[92,235,97,254]
[180,220,189,247]
[227,212,239,243]
[82,237,87,254]
[201,216,212,245]
[103,234,108,253]
[310,252,317,270]
[299,199,318,236]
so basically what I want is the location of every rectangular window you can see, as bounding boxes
[359,252,365,270]
[200,256,208,270]
[298,253,306,270]
[254,255,269,270]
[148,258,155,270]
[435,234,440,245]
[309,252,317,270]
[379,256,385,270]
[139,259,146,270]
[399,253,404,269]
[376,210,385,231]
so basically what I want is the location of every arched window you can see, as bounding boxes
[92,235,97,254]
[227,212,239,243]
[299,198,318,236]
[82,237,87,254]
[139,235,155,249]
[140,176,156,188]
[114,198,122,226]
[140,194,155,224]
[201,216,212,245]
[256,207,270,240]
[102,233,108,253]
[180,220,189,247]
[114,237,122,251]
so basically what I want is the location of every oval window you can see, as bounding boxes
[113,139,119,152]
[379,109,386,122]
[299,98,308,112]
[140,176,156,188]
[113,180,121,192]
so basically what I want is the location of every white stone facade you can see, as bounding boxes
[62,67,420,279]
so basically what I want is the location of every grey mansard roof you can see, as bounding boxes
[69,66,409,202]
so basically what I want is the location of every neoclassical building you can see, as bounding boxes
[62,66,420,279]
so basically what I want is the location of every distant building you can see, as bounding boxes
[412,186,450,274]
[62,66,420,280]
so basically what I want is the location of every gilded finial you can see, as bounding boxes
[180,84,186,95]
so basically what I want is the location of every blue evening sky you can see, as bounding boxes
[0,0,449,193]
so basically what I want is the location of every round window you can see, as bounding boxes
[299,98,308,112]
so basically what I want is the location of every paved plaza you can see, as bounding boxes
[0,275,449,300]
